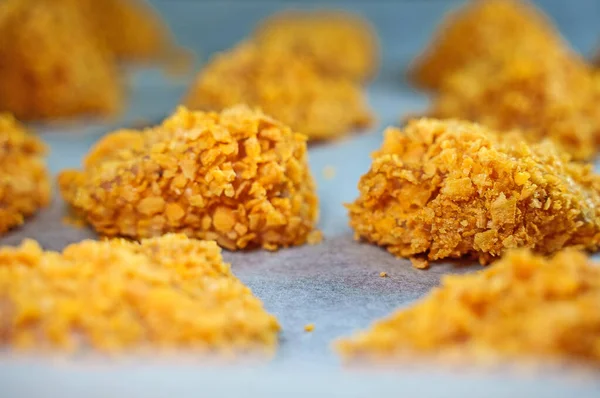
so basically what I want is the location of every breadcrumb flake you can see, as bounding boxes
[336,249,600,366]
[0,234,280,354]
[347,118,600,268]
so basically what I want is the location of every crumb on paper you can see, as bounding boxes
[58,105,319,251]
[61,215,86,229]
[304,324,315,332]
[0,114,50,235]
[379,272,388,278]
[322,165,336,180]
[254,10,378,82]
[183,41,373,141]
[336,249,600,365]
[347,118,600,268]
[0,234,280,354]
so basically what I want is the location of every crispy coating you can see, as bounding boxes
[429,53,600,161]
[0,234,280,353]
[347,118,600,268]
[183,42,373,140]
[336,249,600,365]
[410,0,566,91]
[59,105,319,251]
[0,0,123,120]
[0,114,50,235]
[254,10,379,82]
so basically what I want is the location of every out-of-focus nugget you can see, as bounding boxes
[0,234,280,353]
[336,249,600,365]
[0,114,50,235]
[254,10,378,82]
[410,0,567,91]
[429,55,600,160]
[59,105,319,251]
[0,0,123,120]
[347,119,600,268]
[183,42,373,140]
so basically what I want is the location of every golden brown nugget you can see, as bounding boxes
[0,0,123,120]
[0,114,50,235]
[429,54,600,160]
[410,0,566,91]
[336,249,600,365]
[347,119,600,268]
[183,42,373,141]
[59,105,319,251]
[254,10,379,82]
[0,234,280,353]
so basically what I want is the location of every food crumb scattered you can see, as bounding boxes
[304,324,315,333]
[379,272,388,278]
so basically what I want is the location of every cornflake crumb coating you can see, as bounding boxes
[0,114,50,235]
[409,0,566,91]
[0,0,123,120]
[183,42,373,141]
[59,105,319,251]
[429,53,600,161]
[254,10,379,82]
[336,249,600,365]
[0,234,280,353]
[347,118,600,268]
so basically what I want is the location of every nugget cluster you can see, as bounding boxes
[0,114,50,235]
[0,0,123,120]
[348,119,600,268]
[183,42,373,140]
[336,249,600,365]
[0,234,280,353]
[59,105,319,250]
[254,10,378,82]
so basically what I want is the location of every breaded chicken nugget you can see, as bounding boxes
[336,249,600,365]
[0,114,50,235]
[59,105,319,251]
[410,0,567,91]
[429,54,600,161]
[347,119,600,268]
[254,10,379,82]
[0,0,123,120]
[183,42,373,141]
[0,234,280,353]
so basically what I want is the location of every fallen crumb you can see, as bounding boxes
[322,165,337,180]
[307,230,323,245]
[304,324,315,332]
[379,272,388,278]
[61,214,86,229]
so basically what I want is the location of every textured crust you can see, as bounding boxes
[409,0,565,91]
[59,105,319,251]
[0,114,50,235]
[336,249,600,365]
[183,42,373,140]
[429,54,600,161]
[347,118,600,268]
[254,10,379,82]
[0,234,280,353]
[0,0,123,120]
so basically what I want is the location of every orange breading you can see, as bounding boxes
[409,0,567,91]
[347,118,600,268]
[59,105,319,251]
[336,249,600,365]
[254,10,379,82]
[183,42,373,141]
[0,234,280,353]
[429,54,600,161]
[0,0,123,120]
[0,114,50,235]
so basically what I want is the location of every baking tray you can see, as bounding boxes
[2,0,600,396]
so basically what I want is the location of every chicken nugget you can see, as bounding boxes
[254,10,378,82]
[409,0,567,91]
[0,0,123,120]
[429,54,600,161]
[183,42,373,141]
[347,118,600,268]
[59,105,319,251]
[336,249,600,366]
[0,234,280,354]
[0,114,50,235]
